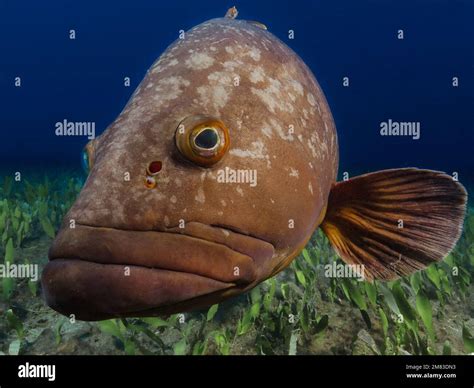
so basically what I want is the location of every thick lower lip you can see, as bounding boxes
[42,223,274,320]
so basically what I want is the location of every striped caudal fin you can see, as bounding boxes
[321,168,467,281]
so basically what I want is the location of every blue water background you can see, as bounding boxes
[0,0,472,189]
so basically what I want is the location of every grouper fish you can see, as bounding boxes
[41,8,467,321]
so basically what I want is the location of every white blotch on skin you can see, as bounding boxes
[236,186,244,196]
[151,58,179,74]
[269,118,293,141]
[197,84,229,110]
[308,182,314,195]
[289,168,299,178]
[197,71,232,110]
[230,140,266,160]
[170,195,177,204]
[245,29,256,37]
[185,52,215,70]
[307,93,317,106]
[247,46,261,61]
[154,76,190,101]
[251,78,294,114]
[223,60,242,71]
[249,67,265,83]
[230,140,271,168]
[261,124,273,138]
[195,188,205,204]
[291,80,304,96]
[235,119,243,130]
[206,171,217,181]
[311,131,327,159]
[307,130,323,158]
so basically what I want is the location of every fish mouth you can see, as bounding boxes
[42,222,274,321]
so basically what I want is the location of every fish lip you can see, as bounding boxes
[41,258,236,321]
[48,222,275,284]
[49,221,275,284]
[43,222,275,319]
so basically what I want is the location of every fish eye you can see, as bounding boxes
[175,115,230,167]
[194,128,219,150]
[81,143,95,174]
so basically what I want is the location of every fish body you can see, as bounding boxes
[42,9,466,320]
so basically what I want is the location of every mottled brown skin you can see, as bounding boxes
[42,16,338,320]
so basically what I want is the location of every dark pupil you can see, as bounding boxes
[195,129,218,149]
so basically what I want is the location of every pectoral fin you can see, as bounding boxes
[321,168,467,281]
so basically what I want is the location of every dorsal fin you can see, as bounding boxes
[246,20,268,30]
[225,6,238,19]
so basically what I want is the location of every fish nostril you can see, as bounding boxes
[147,161,162,176]
[144,161,162,189]
[144,176,157,189]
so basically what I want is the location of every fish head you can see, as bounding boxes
[42,16,338,320]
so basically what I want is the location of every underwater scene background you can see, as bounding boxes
[0,0,473,355]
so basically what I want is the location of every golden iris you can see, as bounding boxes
[175,115,230,167]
